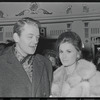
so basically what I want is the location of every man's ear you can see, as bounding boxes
[13,33,19,42]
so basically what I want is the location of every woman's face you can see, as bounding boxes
[59,42,80,67]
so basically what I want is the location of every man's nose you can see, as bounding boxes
[30,37,38,46]
[33,37,39,44]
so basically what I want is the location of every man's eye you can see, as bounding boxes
[28,36,33,38]
[59,51,63,54]
[67,50,71,53]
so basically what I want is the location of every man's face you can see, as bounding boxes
[15,24,40,56]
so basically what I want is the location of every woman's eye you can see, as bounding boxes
[59,50,63,54]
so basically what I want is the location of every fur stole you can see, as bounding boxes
[51,59,97,97]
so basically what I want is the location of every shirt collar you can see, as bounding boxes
[14,46,35,65]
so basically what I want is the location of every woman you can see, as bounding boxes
[93,51,100,71]
[51,31,100,97]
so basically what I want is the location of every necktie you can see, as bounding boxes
[22,55,34,82]
[14,47,34,82]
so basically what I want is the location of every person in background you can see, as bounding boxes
[51,31,100,97]
[93,51,100,71]
[0,40,15,56]
[6,40,15,47]
[0,17,53,97]
[82,49,94,62]
[2,40,16,55]
[42,49,60,71]
[0,43,6,55]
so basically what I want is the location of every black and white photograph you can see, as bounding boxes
[0,2,100,98]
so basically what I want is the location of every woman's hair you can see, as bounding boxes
[56,31,82,57]
[13,17,41,36]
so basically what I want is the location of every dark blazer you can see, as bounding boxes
[0,46,53,97]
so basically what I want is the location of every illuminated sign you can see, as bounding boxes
[40,27,46,38]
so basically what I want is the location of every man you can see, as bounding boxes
[42,49,59,71]
[0,17,53,97]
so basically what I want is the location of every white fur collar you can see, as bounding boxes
[53,59,96,81]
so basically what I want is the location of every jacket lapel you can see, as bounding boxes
[32,54,44,96]
[6,46,45,96]
[6,46,32,86]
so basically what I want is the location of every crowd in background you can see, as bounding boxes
[0,39,100,72]
[0,40,15,56]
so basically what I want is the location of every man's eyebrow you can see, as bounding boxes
[28,33,33,35]
[28,33,39,36]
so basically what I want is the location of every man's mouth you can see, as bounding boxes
[30,46,36,48]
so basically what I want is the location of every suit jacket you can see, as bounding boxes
[0,46,53,97]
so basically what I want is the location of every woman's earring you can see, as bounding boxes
[77,55,80,60]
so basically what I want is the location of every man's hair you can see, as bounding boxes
[13,17,41,36]
[56,31,82,53]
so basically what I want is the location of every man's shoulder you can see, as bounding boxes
[0,53,8,66]
[35,54,50,62]
[35,54,44,58]
[35,54,53,82]
[0,52,8,59]
[35,54,52,69]
[0,46,13,61]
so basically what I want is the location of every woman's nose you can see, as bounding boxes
[62,53,67,59]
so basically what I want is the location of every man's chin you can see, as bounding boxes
[28,51,35,55]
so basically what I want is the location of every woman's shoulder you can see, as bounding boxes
[76,59,96,80]
[89,71,100,86]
